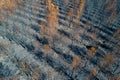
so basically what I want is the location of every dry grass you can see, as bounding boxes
[75,0,79,7]
[18,59,30,75]
[44,44,51,54]
[90,33,97,39]
[0,42,9,51]
[64,0,69,5]
[0,76,19,80]
[110,76,120,80]
[31,67,41,80]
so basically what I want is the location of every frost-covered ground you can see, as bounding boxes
[0,0,120,80]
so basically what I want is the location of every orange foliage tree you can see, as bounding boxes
[104,54,114,66]
[47,0,59,36]
[100,54,115,68]
[87,47,96,57]
[89,67,98,78]
[73,0,86,25]
[67,9,74,21]
[71,55,81,68]
[0,0,25,21]
[0,0,24,12]
[43,0,59,40]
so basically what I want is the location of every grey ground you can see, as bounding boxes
[0,0,120,80]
